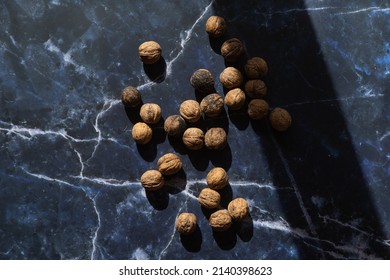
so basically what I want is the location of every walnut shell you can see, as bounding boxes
[204,127,227,150]
[182,127,204,150]
[131,122,152,144]
[206,167,228,190]
[140,170,164,191]
[245,80,267,98]
[190,69,215,94]
[228,198,249,221]
[219,67,243,89]
[247,99,269,120]
[225,88,246,110]
[121,86,141,108]
[140,103,162,124]
[138,41,162,64]
[198,188,221,209]
[205,16,226,38]
[179,100,201,123]
[200,93,224,117]
[269,107,292,131]
[175,213,197,235]
[157,153,182,176]
[221,38,244,62]
[245,57,268,79]
[209,209,232,232]
[164,115,186,137]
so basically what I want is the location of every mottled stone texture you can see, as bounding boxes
[0,0,389,260]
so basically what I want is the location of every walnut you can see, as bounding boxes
[139,103,162,124]
[228,198,249,221]
[224,88,246,110]
[131,122,152,144]
[198,188,221,209]
[121,86,142,108]
[179,100,201,123]
[245,57,268,79]
[157,153,182,176]
[138,41,162,64]
[204,127,227,150]
[269,107,292,131]
[206,167,228,190]
[219,67,243,89]
[200,93,224,117]
[140,169,164,191]
[182,127,204,150]
[205,16,226,38]
[190,69,215,94]
[221,38,244,62]
[245,79,267,98]
[175,213,197,235]
[247,99,269,120]
[209,209,232,232]
[164,115,186,137]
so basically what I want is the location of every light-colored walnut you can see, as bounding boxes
[131,122,152,144]
[140,170,164,191]
[198,188,221,209]
[182,127,204,150]
[175,212,197,235]
[206,167,228,190]
[228,197,249,221]
[157,153,182,176]
[138,41,162,64]
[180,100,201,123]
[219,67,243,89]
[209,209,232,231]
[204,127,227,150]
[224,88,245,110]
[140,103,162,124]
[205,16,226,38]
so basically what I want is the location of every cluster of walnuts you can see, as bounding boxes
[121,15,293,239]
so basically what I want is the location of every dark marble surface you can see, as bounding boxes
[0,0,389,259]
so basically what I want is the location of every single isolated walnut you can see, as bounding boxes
[206,167,228,190]
[247,99,269,120]
[164,115,186,137]
[121,86,142,108]
[140,169,164,191]
[204,127,227,150]
[179,100,201,123]
[182,127,204,150]
[228,197,249,221]
[131,122,152,144]
[209,209,232,232]
[198,188,221,209]
[219,67,243,89]
[200,93,224,117]
[269,107,292,131]
[139,103,162,125]
[225,88,246,110]
[175,212,197,235]
[245,57,268,79]
[138,41,162,64]
[157,153,182,176]
[221,38,244,62]
[190,69,215,94]
[245,80,267,99]
[205,15,226,38]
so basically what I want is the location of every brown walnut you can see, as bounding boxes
[245,80,267,98]
[179,100,201,123]
[221,38,244,62]
[247,99,269,120]
[157,153,182,176]
[131,122,152,144]
[139,103,162,125]
[269,107,292,131]
[209,209,232,232]
[198,188,221,209]
[164,115,186,137]
[245,57,268,79]
[175,213,197,235]
[206,167,228,190]
[190,69,215,94]
[121,86,141,108]
[219,67,243,89]
[140,170,164,191]
[228,197,249,221]
[205,16,226,38]
[138,41,162,64]
[200,93,224,117]
[204,127,227,150]
[224,88,246,110]
[182,127,204,150]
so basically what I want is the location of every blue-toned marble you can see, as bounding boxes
[0,0,389,259]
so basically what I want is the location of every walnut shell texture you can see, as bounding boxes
[157,153,182,176]
[247,99,269,120]
[209,209,232,232]
[219,67,243,89]
[198,188,221,209]
[175,213,197,235]
[269,107,292,131]
[221,38,244,62]
[228,197,249,221]
[121,86,141,108]
[140,170,164,191]
[140,103,162,124]
[131,122,152,144]
[138,41,162,64]
[206,167,228,190]
[205,16,226,38]
[225,88,246,110]
[204,127,227,150]
[245,57,268,79]
[164,115,186,137]
[190,69,215,94]
[245,79,267,98]
[182,127,204,150]
[200,93,224,117]
[180,100,201,123]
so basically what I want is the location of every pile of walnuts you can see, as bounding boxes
[121,15,293,240]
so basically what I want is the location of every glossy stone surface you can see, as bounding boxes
[0,0,389,259]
